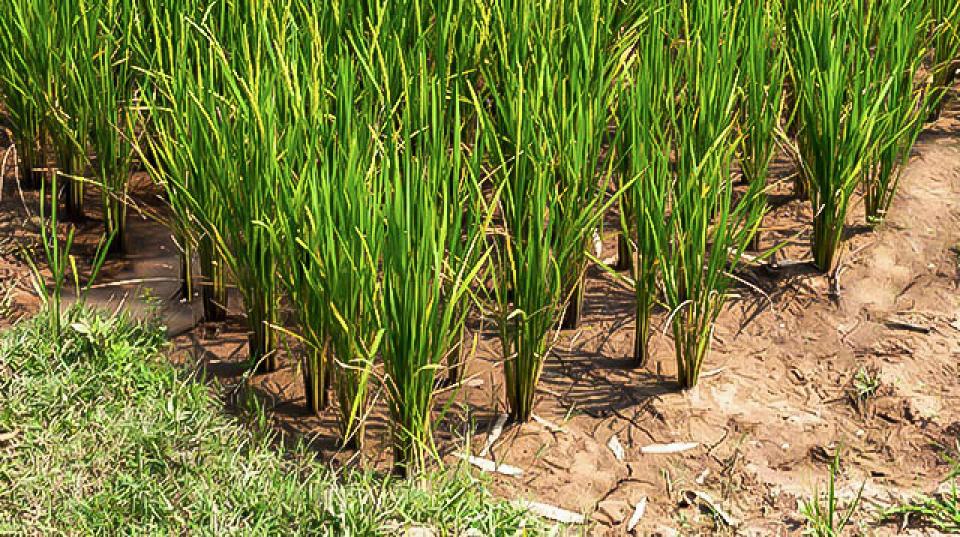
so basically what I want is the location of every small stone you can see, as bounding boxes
[404,527,435,537]
[595,499,631,525]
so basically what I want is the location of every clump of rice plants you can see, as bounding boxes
[0,0,89,221]
[275,44,384,449]
[483,0,621,421]
[0,9,46,190]
[377,62,490,474]
[143,4,293,372]
[549,0,622,331]
[653,0,766,389]
[69,0,142,253]
[862,0,932,226]
[136,0,229,318]
[787,0,890,272]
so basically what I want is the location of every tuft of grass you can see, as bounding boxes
[847,366,882,416]
[852,367,881,400]
[0,307,548,535]
[881,441,960,533]
[800,451,865,537]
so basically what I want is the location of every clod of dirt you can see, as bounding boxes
[594,499,631,525]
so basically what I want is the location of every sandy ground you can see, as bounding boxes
[2,96,959,535]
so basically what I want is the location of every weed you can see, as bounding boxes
[800,451,865,537]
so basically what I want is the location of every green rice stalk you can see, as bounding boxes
[616,3,676,367]
[45,0,91,223]
[484,0,566,423]
[737,0,786,251]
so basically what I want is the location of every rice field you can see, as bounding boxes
[1,0,959,533]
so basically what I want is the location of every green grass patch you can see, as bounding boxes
[0,308,547,535]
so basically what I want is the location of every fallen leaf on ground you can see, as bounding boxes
[479,413,508,457]
[627,497,647,531]
[514,500,585,524]
[456,453,523,476]
[641,442,698,454]
[607,434,625,461]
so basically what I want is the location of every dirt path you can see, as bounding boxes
[2,104,959,535]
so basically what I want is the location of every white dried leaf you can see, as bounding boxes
[515,500,585,524]
[641,442,699,454]
[456,453,523,476]
[607,434,625,461]
[479,413,509,457]
[531,413,565,433]
[627,497,647,531]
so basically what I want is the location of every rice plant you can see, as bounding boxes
[658,0,766,389]
[136,0,229,317]
[788,0,890,272]
[143,3,294,372]
[274,39,384,448]
[378,61,490,474]
[0,12,46,190]
[489,0,626,419]
[483,0,552,424]
[69,0,143,253]
[45,0,95,223]
[616,3,676,366]
[0,0,88,220]
[862,0,931,227]
[548,0,622,331]
[927,0,960,119]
